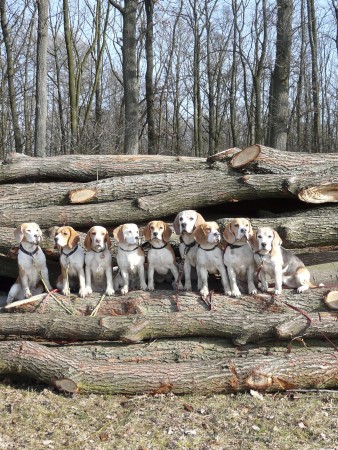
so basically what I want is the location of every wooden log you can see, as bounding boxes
[0,152,207,183]
[229,144,338,175]
[53,337,336,364]
[2,287,331,317]
[0,306,336,345]
[0,340,336,394]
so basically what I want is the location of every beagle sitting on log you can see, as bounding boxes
[113,223,147,294]
[84,225,114,295]
[223,218,257,297]
[173,209,205,291]
[193,222,231,300]
[54,226,86,298]
[143,220,183,291]
[251,227,316,294]
[7,222,52,304]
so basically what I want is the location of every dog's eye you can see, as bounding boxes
[160,226,164,230]
[150,226,154,230]
[234,224,239,228]
[268,235,273,239]
[179,217,183,221]
[189,217,194,221]
[257,235,262,238]
[92,232,96,235]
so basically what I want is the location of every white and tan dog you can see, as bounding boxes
[173,210,205,291]
[223,218,257,297]
[193,222,231,300]
[54,226,86,298]
[84,225,114,295]
[143,220,182,291]
[113,223,147,294]
[251,227,315,294]
[7,222,52,304]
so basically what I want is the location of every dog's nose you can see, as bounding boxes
[181,222,186,228]
[261,242,267,248]
[240,228,246,233]
[54,237,58,242]
[153,231,158,237]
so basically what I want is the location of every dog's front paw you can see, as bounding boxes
[86,286,93,295]
[148,284,155,292]
[79,288,86,298]
[105,287,115,296]
[184,283,192,291]
[140,282,148,291]
[297,285,308,293]
[231,288,242,297]
[249,288,258,295]
[6,296,14,305]
[200,287,209,300]
[121,286,129,295]
[273,288,282,295]
[24,289,32,299]
[62,287,71,296]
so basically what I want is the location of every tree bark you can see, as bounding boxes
[145,0,156,154]
[34,0,49,157]
[0,153,206,183]
[0,340,336,394]
[229,145,338,174]
[0,305,336,345]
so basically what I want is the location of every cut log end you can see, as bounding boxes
[230,145,261,168]
[323,291,338,310]
[298,185,338,204]
[68,188,97,204]
[206,147,242,163]
[52,378,78,393]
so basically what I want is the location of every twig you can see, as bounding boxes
[91,293,106,316]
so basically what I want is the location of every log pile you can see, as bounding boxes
[0,146,337,395]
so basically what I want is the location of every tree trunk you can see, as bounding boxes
[267,0,293,151]
[34,0,49,157]
[0,153,206,183]
[0,340,336,394]
[145,0,156,155]
[0,0,24,154]
[229,145,338,174]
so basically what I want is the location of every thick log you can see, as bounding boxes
[0,153,207,183]
[53,337,336,364]
[2,287,331,317]
[0,305,336,345]
[229,144,338,176]
[0,340,336,394]
[1,172,337,227]
[218,205,338,248]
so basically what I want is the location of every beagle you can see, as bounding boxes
[193,222,231,300]
[112,223,147,294]
[7,223,52,304]
[173,210,205,291]
[223,218,257,297]
[54,226,86,298]
[84,225,114,295]
[143,220,182,291]
[251,227,314,294]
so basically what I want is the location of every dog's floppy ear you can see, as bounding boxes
[271,230,282,257]
[113,225,124,243]
[247,220,254,238]
[14,224,24,243]
[193,224,207,244]
[194,212,205,229]
[249,231,259,252]
[104,229,111,249]
[143,222,152,241]
[84,227,93,251]
[223,221,236,244]
[68,226,80,249]
[162,222,172,243]
[173,214,181,235]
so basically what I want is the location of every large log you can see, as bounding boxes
[228,144,338,176]
[0,153,206,184]
[0,340,336,394]
[2,287,331,317]
[1,175,338,228]
[0,305,336,345]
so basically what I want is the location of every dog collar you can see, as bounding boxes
[91,245,106,253]
[198,244,218,252]
[61,245,79,258]
[19,243,39,257]
[228,244,243,249]
[119,246,139,252]
[150,243,168,250]
[183,241,196,255]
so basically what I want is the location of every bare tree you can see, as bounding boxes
[144,0,156,154]
[267,0,293,150]
[34,0,49,157]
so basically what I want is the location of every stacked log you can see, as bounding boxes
[0,146,337,394]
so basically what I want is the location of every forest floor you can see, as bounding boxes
[0,382,337,450]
